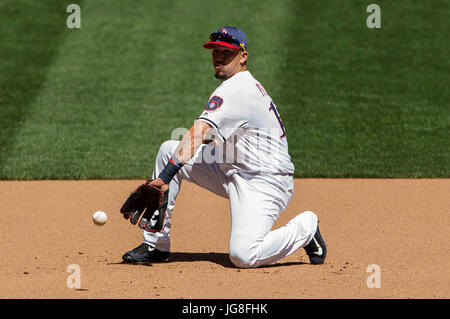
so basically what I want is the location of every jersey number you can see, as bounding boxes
[269,101,286,138]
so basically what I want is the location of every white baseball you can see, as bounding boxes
[92,211,107,226]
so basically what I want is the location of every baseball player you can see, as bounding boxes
[120,26,327,268]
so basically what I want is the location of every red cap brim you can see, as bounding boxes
[203,41,241,50]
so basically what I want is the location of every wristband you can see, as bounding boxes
[158,157,184,184]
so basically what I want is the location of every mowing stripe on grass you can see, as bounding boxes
[1,0,294,179]
[0,1,77,177]
[277,0,449,177]
[2,1,448,179]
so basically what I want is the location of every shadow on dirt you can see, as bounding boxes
[167,252,234,268]
[168,252,306,269]
[109,252,306,269]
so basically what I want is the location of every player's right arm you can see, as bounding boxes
[149,120,214,191]
[172,120,214,165]
[120,121,214,227]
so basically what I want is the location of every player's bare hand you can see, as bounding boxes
[148,178,169,192]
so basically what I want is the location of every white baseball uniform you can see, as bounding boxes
[144,70,318,268]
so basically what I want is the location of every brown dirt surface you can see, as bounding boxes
[0,179,448,299]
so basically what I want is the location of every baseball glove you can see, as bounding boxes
[120,179,169,232]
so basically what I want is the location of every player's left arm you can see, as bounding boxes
[149,120,214,191]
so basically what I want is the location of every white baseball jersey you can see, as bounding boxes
[144,70,319,268]
[196,70,295,177]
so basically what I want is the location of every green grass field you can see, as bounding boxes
[0,0,448,179]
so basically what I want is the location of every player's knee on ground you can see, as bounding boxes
[229,238,260,268]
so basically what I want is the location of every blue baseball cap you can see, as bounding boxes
[203,26,248,51]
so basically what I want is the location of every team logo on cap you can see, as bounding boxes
[205,95,223,111]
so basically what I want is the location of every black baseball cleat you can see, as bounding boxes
[303,224,327,264]
[122,243,170,264]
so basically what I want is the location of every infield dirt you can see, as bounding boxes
[0,179,448,298]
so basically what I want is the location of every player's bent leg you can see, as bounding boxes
[228,211,318,268]
[228,235,261,268]
[227,174,319,268]
[143,140,228,253]
[142,140,181,252]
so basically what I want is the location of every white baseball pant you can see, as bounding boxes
[143,140,318,268]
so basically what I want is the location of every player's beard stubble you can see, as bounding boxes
[214,64,247,80]
[214,70,227,80]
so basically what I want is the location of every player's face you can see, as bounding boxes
[211,46,247,80]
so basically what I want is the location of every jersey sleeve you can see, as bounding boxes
[196,90,249,141]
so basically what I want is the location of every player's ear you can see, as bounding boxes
[240,50,248,65]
